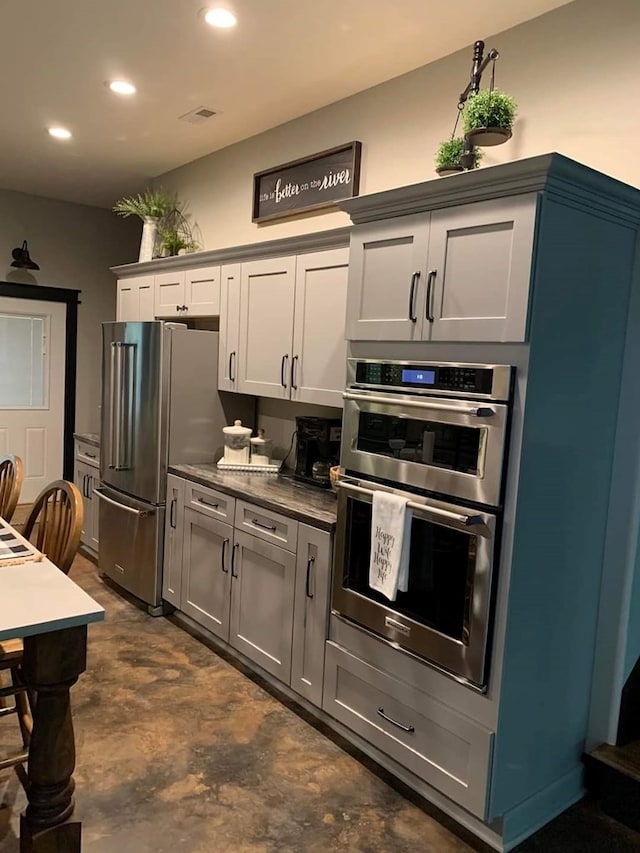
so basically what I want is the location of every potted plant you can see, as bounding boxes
[435,138,482,176]
[159,227,198,257]
[113,188,178,262]
[463,89,517,147]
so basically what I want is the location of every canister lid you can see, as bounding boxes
[250,428,272,447]
[223,419,252,436]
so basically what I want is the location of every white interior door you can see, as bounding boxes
[0,297,66,503]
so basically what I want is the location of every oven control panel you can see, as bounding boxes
[350,360,512,401]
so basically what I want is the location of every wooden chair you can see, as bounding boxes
[0,455,23,523]
[0,479,83,778]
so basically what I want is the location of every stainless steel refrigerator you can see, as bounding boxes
[97,321,254,613]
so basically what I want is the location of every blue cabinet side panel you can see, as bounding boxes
[490,198,636,815]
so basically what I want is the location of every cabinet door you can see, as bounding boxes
[346,214,430,341]
[117,277,152,322]
[427,195,538,343]
[291,525,332,707]
[138,277,156,321]
[162,475,186,607]
[86,470,99,552]
[181,508,232,640]
[74,460,92,547]
[185,266,221,316]
[154,270,186,318]
[229,530,296,682]
[292,249,348,407]
[218,264,242,392]
[237,257,296,400]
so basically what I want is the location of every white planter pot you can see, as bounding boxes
[138,216,159,262]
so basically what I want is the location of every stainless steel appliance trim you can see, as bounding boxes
[332,476,496,687]
[347,359,513,401]
[341,392,507,507]
[343,391,495,418]
[95,487,153,518]
[336,480,489,532]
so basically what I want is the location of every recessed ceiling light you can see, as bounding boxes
[108,80,137,96]
[48,126,72,140]
[204,7,237,28]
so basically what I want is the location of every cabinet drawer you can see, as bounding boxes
[185,482,234,522]
[75,441,100,468]
[323,642,493,818]
[234,500,298,552]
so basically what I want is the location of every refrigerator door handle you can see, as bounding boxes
[95,487,153,518]
[111,342,135,471]
[108,342,119,469]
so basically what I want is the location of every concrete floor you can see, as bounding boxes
[1,550,640,852]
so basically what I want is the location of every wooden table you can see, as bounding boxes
[0,551,104,852]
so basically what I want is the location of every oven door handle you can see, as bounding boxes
[336,481,486,528]
[342,391,494,418]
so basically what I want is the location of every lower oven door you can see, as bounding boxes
[333,478,497,689]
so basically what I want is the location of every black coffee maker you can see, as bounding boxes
[294,417,342,488]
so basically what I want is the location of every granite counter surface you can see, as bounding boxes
[74,433,101,448]
[168,464,337,531]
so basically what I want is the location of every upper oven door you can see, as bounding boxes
[341,389,508,507]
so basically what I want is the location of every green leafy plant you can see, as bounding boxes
[159,228,198,257]
[112,187,177,220]
[435,138,482,170]
[463,89,517,132]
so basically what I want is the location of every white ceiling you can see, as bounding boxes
[1,0,572,208]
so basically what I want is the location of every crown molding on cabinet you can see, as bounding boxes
[111,227,352,278]
[338,153,640,228]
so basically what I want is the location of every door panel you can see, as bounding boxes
[186,266,221,316]
[155,271,186,318]
[0,297,66,502]
[218,264,242,392]
[292,249,348,407]
[238,257,295,399]
[163,475,185,607]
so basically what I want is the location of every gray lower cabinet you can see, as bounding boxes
[346,195,537,343]
[323,642,494,819]
[291,524,332,707]
[74,453,99,555]
[162,474,186,607]
[229,529,296,681]
[181,507,233,641]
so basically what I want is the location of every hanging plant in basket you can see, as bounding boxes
[435,138,482,176]
[463,89,517,147]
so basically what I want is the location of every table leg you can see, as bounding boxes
[19,625,87,853]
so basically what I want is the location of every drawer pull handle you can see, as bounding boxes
[377,707,415,733]
[197,498,219,509]
[251,517,276,533]
[84,451,97,459]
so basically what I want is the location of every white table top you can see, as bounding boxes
[0,557,105,641]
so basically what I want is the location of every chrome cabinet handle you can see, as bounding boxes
[377,707,415,733]
[408,271,420,323]
[305,555,315,599]
[231,542,239,578]
[280,354,289,388]
[221,537,230,573]
[251,517,276,532]
[290,355,298,390]
[343,391,495,418]
[425,269,436,322]
[197,497,219,509]
[228,351,236,383]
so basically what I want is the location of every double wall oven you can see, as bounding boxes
[333,359,513,690]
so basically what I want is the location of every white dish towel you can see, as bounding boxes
[369,491,411,601]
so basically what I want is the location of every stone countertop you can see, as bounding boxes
[74,433,100,448]
[168,464,338,532]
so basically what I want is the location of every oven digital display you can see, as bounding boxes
[402,368,436,385]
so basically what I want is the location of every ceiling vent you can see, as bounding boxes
[178,106,218,124]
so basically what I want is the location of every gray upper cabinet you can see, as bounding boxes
[154,270,186,318]
[185,265,221,316]
[427,195,538,342]
[117,276,155,322]
[346,214,430,341]
[292,249,349,408]
[218,264,242,392]
[345,196,538,343]
[237,256,296,400]
[229,529,296,681]
[181,507,233,641]
[290,524,332,707]
[162,474,186,607]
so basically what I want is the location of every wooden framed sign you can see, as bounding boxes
[252,141,362,223]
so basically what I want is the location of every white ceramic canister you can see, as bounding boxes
[250,429,273,466]
[223,419,252,464]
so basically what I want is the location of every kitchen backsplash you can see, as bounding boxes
[256,398,342,467]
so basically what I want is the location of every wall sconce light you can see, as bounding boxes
[10,240,40,270]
